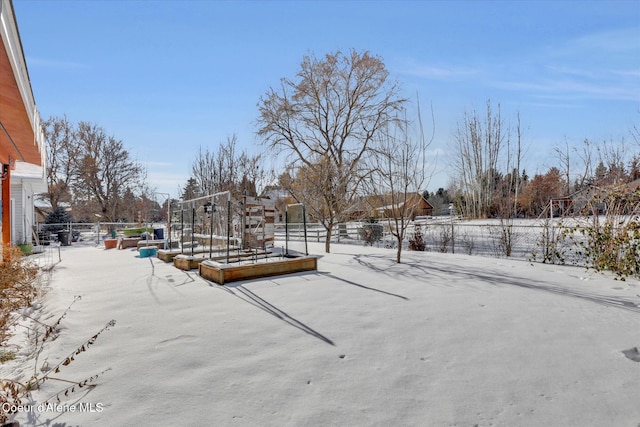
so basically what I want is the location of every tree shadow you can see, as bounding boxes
[355,253,640,314]
[215,284,335,346]
[318,271,409,300]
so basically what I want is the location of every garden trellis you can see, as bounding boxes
[171,192,276,264]
[285,203,308,256]
[174,191,235,262]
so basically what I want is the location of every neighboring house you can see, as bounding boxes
[565,180,640,216]
[373,193,434,220]
[549,196,574,217]
[261,185,291,223]
[34,197,52,224]
[261,185,289,203]
[1,0,47,255]
[10,161,47,244]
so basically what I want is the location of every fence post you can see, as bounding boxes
[450,212,455,254]
[285,209,289,256]
[191,205,195,257]
[180,209,184,255]
[227,199,231,264]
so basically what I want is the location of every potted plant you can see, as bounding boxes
[122,227,152,237]
[17,241,33,255]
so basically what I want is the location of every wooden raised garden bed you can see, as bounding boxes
[118,237,142,249]
[136,239,166,250]
[199,255,317,285]
[173,255,205,271]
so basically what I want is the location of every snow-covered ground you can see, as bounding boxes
[2,240,640,426]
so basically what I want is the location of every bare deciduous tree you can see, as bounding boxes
[451,100,505,219]
[42,115,78,209]
[257,50,406,253]
[630,112,640,151]
[190,134,267,199]
[596,138,628,185]
[73,122,144,222]
[554,138,571,196]
[575,138,596,189]
[367,100,434,263]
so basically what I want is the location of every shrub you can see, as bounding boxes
[437,224,452,253]
[531,219,568,264]
[0,245,39,346]
[408,225,426,251]
[460,231,476,255]
[358,219,383,246]
[577,216,640,279]
[573,186,640,280]
[122,227,153,237]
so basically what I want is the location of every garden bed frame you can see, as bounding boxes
[199,255,318,285]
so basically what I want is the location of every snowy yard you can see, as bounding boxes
[2,240,640,426]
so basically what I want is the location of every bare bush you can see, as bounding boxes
[408,225,426,251]
[359,220,384,246]
[531,219,567,264]
[438,224,452,253]
[459,231,476,255]
[0,246,39,346]
[498,219,520,257]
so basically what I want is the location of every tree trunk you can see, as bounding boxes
[325,224,332,253]
[396,239,402,263]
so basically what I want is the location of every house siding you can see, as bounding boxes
[11,179,37,244]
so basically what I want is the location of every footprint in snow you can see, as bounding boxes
[622,347,640,362]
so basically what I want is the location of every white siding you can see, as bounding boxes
[10,179,37,244]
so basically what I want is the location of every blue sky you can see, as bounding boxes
[13,0,640,199]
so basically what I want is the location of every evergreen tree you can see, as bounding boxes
[44,206,73,232]
[181,178,199,200]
